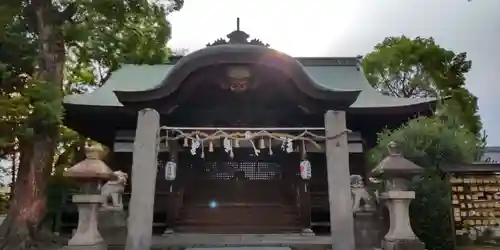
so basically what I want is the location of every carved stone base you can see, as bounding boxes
[61,242,107,250]
[68,196,104,247]
[382,239,425,250]
[98,209,127,242]
[354,211,382,250]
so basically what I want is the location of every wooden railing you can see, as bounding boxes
[309,182,331,229]
[295,181,312,228]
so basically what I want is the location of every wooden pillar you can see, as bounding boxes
[125,108,160,250]
[325,110,355,250]
[298,181,312,231]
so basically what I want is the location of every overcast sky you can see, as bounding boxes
[167,0,500,146]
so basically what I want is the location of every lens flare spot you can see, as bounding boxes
[209,200,218,208]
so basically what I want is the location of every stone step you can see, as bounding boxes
[174,225,302,234]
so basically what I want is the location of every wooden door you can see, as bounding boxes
[175,149,302,233]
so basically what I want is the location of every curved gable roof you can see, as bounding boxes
[113,44,361,106]
[64,59,436,115]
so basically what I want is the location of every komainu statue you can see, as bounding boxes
[101,170,128,210]
[350,174,373,212]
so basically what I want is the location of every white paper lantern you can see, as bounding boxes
[165,161,177,181]
[300,160,312,180]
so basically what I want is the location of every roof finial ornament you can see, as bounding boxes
[206,17,269,47]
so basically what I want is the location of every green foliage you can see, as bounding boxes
[369,117,479,250]
[0,1,183,241]
[369,117,478,167]
[64,0,183,92]
[46,172,79,216]
[0,0,183,157]
[410,167,454,250]
[362,36,482,139]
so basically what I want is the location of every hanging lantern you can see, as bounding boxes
[183,137,189,147]
[258,137,265,149]
[299,160,312,180]
[234,139,240,148]
[165,161,177,181]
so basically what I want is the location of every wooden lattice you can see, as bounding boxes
[202,161,282,180]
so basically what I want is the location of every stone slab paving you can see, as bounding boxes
[107,234,331,250]
[152,234,331,247]
[187,247,292,250]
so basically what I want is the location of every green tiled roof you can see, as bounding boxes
[63,63,435,109]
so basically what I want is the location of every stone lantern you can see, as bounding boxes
[372,141,425,250]
[63,144,114,250]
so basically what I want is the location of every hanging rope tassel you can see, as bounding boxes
[245,131,260,156]
[165,130,169,151]
[201,141,205,159]
[268,137,273,156]
[259,137,265,149]
[301,139,307,160]
[208,141,214,152]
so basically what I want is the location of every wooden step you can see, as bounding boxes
[176,201,302,234]
[179,209,298,219]
[177,209,299,219]
[179,210,298,221]
[183,196,293,203]
[183,202,294,207]
[180,204,298,213]
[179,210,298,220]
[178,218,300,226]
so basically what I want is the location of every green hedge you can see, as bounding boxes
[368,117,479,250]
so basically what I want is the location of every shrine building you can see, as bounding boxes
[62,22,437,242]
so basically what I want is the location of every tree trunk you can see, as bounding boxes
[0,1,66,249]
[9,150,16,200]
[0,137,61,250]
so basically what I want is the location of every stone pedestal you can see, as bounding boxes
[382,239,425,250]
[382,191,417,241]
[354,211,381,250]
[372,142,426,250]
[99,208,127,243]
[63,194,106,250]
[381,191,424,250]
